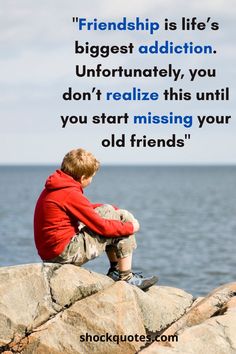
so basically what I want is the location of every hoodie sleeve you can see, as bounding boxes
[92,203,119,210]
[64,189,134,237]
[92,203,103,209]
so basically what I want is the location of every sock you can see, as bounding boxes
[109,261,118,271]
[119,269,132,281]
[110,262,118,269]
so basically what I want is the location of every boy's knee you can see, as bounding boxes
[116,209,136,223]
[95,204,120,221]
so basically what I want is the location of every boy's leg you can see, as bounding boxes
[46,205,136,266]
[106,248,118,274]
[106,249,133,271]
[47,204,158,289]
[95,205,158,289]
[106,249,118,263]
[44,233,104,266]
[118,254,132,271]
[94,204,137,271]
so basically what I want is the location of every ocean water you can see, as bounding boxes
[0,165,235,297]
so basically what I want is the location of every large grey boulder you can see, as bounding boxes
[22,281,146,354]
[0,263,193,354]
[133,285,193,333]
[141,283,236,354]
[3,263,235,354]
[20,282,193,354]
[0,263,112,347]
[0,263,54,346]
[140,312,236,354]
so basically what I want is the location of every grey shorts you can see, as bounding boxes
[46,204,137,266]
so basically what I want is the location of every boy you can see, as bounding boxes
[34,148,158,290]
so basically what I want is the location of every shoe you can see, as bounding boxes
[107,268,120,281]
[125,272,158,290]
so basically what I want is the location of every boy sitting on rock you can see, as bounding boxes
[34,148,158,290]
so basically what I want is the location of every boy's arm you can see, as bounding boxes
[64,190,134,237]
[92,203,103,209]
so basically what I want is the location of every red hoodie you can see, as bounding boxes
[34,170,134,260]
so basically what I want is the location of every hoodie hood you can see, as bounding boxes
[45,170,83,192]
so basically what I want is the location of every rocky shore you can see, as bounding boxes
[0,263,235,354]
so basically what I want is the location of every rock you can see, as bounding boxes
[140,312,236,354]
[141,283,236,354]
[0,264,54,346]
[146,282,236,340]
[132,285,193,333]
[226,297,236,313]
[18,283,193,354]
[21,282,146,354]
[0,263,112,348]
[0,263,193,353]
[0,263,235,354]
[45,262,113,307]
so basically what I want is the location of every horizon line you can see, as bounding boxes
[0,163,236,167]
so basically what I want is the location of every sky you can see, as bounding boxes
[0,0,235,165]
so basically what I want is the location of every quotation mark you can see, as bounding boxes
[72,17,79,23]
[185,134,191,140]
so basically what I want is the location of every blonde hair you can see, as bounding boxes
[61,148,100,181]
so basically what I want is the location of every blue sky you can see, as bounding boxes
[1,0,235,164]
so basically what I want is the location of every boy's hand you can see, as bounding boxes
[132,219,140,233]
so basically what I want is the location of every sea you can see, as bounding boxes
[0,165,235,297]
